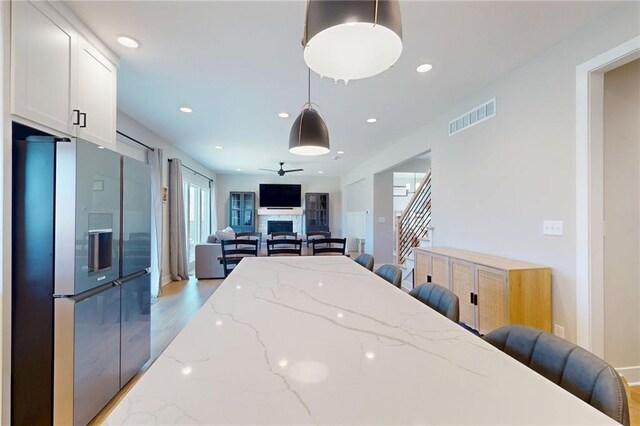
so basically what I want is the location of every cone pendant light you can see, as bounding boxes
[303,0,403,83]
[289,69,330,156]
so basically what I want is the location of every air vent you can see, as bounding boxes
[449,98,496,136]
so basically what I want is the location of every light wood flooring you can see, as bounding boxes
[89,276,223,425]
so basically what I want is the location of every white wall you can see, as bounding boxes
[341,3,640,343]
[116,111,216,285]
[216,173,341,237]
[603,59,640,369]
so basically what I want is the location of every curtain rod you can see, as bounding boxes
[168,159,214,182]
[116,130,155,151]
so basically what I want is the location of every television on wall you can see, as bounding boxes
[259,184,301,207]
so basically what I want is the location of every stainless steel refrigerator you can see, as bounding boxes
[11,123,151,425]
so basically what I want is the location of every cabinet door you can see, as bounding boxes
[476,266,508,335]
[430,254,449,289]
[77,38,117,148]
[11,0,77,134]
[451,259,475,329]
[414,251,429,286]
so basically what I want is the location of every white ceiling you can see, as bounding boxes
[66,1,618,177]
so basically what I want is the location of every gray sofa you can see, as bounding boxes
[195,243,224,279]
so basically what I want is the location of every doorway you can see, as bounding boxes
[603,58,640,384]
[575,36,640,379]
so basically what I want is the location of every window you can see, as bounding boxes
[183,179,211,266]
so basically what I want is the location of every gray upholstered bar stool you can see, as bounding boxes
[354,253,374,271]
[483,325,630,426]
[409,283,459,322]
[375,264,402,288]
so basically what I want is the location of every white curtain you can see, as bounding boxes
[147,148,163,297]
[169,158,189,280]
[210,180,218,233]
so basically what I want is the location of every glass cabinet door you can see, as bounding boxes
[231,193,241,209]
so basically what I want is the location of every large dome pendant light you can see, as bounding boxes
[289,69,330,156]
[303,0,403,83]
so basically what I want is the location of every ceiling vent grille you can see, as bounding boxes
[449,98,496,136]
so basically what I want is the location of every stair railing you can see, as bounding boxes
[396,171,432,266]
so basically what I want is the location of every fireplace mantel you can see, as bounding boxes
[257,207,303,216]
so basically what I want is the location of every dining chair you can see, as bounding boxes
[375,264,402,288]
[221,239,258,277]
[483,325,630,426]
[312,238,346,255]
[306,231,331,247]
[409,283,459,322]
[235,231,262,249]
[266,239,302,256]
[354,253,374,271]
[270,231,297,240]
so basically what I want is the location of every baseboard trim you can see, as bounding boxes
[616,366,640,386]
[161,274,173,287]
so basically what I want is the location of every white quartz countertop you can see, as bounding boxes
[106,256,615,425]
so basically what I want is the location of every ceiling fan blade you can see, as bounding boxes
[259,168,279,172]
[284,169,304,173]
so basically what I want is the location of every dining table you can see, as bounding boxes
[104,256,616,425]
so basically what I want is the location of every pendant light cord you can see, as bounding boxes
[308,68,311,105]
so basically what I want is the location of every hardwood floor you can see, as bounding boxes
[89,276,224,425]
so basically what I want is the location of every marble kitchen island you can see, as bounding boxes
[105,256,615,425]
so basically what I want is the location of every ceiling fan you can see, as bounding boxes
[259,162,304,176]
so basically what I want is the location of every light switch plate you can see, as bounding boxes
[543,220,563,236]
[378,217,386,223]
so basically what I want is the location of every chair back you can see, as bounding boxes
[236,232,262,249]
[306,231,331,247]
[375,264,402,288]
[354,253,374,271]
[266,239,302,256]
[312,238,346,255]
[409,283,459,322]
[221,239,258,277]
[483,325,630,426]
[270,231,297,240]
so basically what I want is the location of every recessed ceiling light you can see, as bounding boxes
[179,106,193,113]
[116,35,140,49]
[318,171,324,174]
[367,118,377,123]
[278,112,290,118]
[215,146,223,150]
[416,63,433,73]
[236,168,242,172]
[337,150,345,155]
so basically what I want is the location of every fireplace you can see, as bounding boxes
[268,220,293,234]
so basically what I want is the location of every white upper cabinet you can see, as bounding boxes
[77,38,117,149]
[11,0,77,134]
[11,0,117,148]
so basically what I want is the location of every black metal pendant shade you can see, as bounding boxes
[289,107,330,156]
[303,0,403,82]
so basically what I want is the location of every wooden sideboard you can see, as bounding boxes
[413,247,552,334]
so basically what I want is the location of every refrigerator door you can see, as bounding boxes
[120,271,151,386]
[121,156,152,277]
[54,284,121,426]
[55,139,121,296]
